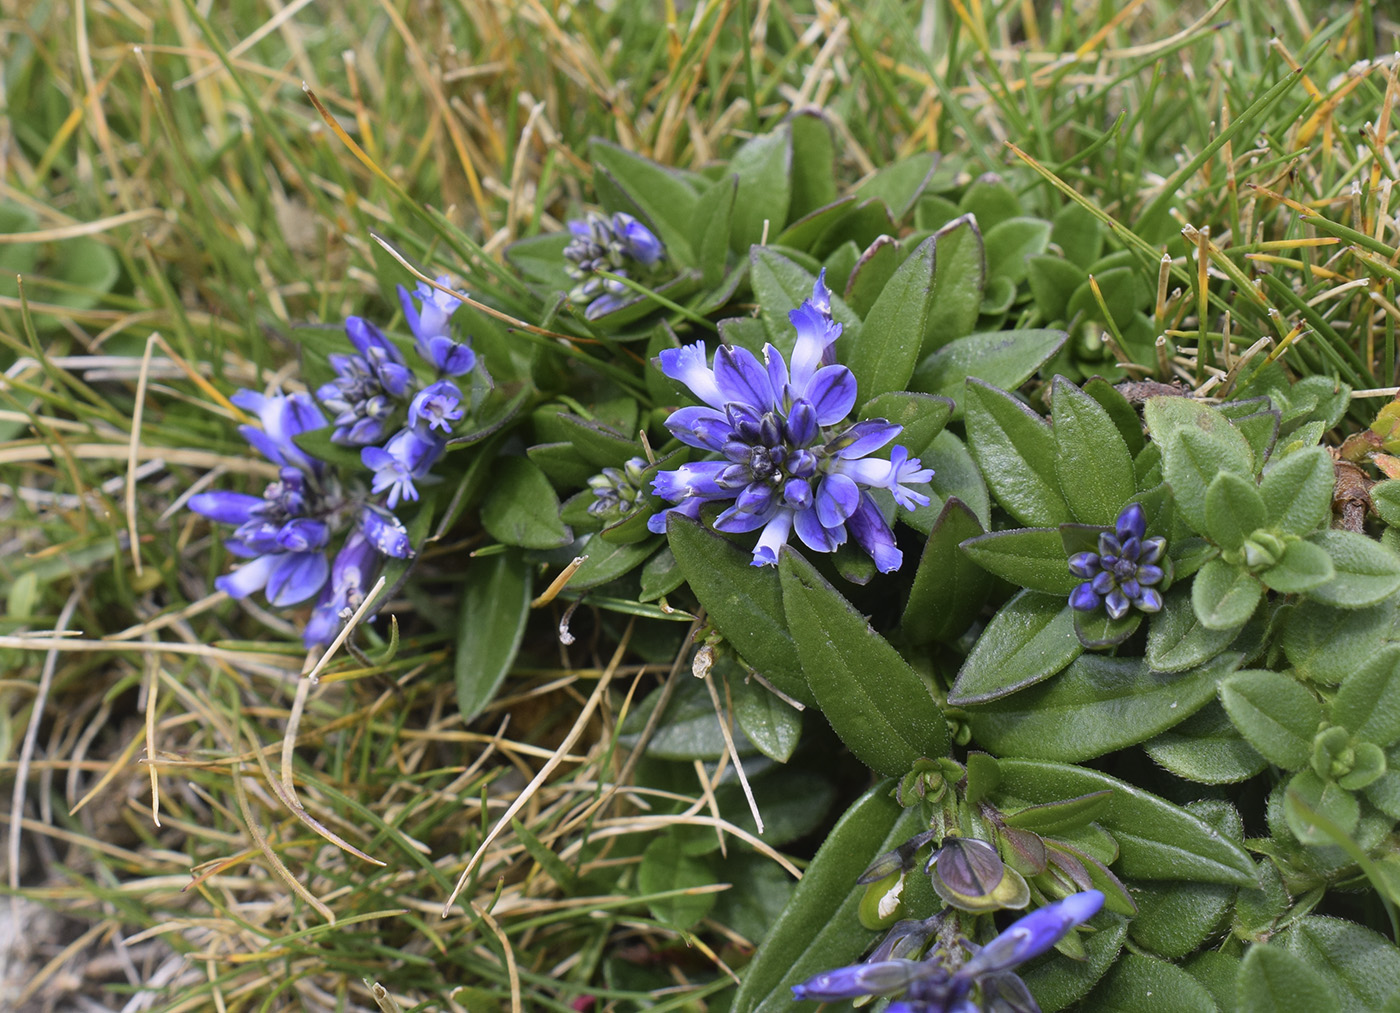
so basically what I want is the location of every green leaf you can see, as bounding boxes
[920,214,986,356]
[854,152,939,220]
[1052,201,1105,268]
[729,127,792,253]
[843,235,936,398]
[639,546,685,602]
[1283,768,1360,844]
[1144,702,1268,785]
[1083,377,1146,457]
[966,652,1238,762]
[1192,558,1261,631]
[1091,953,1222,1013]
[554,412,641,468]
[960,527,1082,595]
[1232,409,1280,466]
[1288,597,1400,684]
[1253,445,1332,538]
[1019,914,1128,1013]
[1260,538,1335,594]
[730,674,803,763]
[1162,423,1257,535]
[914,429,991,529]
[983,216,1052,284]
[1331,646,1400,746]
[779,549,947,775]
[454,551,533,721]
[637,835,716,930]
[844,235,900,317]
[1278,916,1400,1013]
[857,391,953,460]
[1307,529,1400,608]
[959,175,1022,230]
[994,760,1259,886]
[1073,608,1142,650]
[1237,944,1333,1013]
[901,499,992,645]
[1051,376,1137,526]
[947,590,1081,705]
[568,534,658,590]
[1027,254,1087,320]
[911,328,1067,416]
[964,379,1071,527]
[589,140,698,264]
[1131,878,1235,960]
[730,783,922,1013]
[479,457,573,549]
[1204,472,1266,552]
[694,176,737,286]
[787,111,837,219]
[1374,480,1400,527]
[1147,585,1239,672]
[1003,791,1113,835]
[666,516,811,706]
[1219,669,1321,770]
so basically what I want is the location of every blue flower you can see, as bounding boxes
[408,379,465,434]
[362,427,442,508]
[648,272,931,571]
[191,388,416,647]
[564,211,666,319]
[791,891,1105,1012]
[317,318,415,446]
[398,276,476,376]
[1068,503,1166,619]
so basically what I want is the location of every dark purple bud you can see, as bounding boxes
[1137,587,1164,612]
[1104,589,1131,619]
[1068,583,1101,611]
[1067,551,1099,578]
[275,518,330,553]
[1141,536,1167,565]
[1115,502,1147,542]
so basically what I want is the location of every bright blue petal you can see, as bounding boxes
[265,551,330,607]
[189,491,262,525]
[714,345,776,412]
[803,364,858,425]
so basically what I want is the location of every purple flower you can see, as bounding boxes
[408,380,464,433]
[398,276,476,376]
[301,504,413,647]
[1068,503,1167,619]
[317,318,414,446]
[191,386,422,646]
[648,272,931,571]
[564,211,667,319]
[362,428,443,508]
[192,391,339,608]
[791,891,1105,1012]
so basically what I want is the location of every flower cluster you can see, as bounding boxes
[1068,503,1166,619]
[791,891,1105,1013]
[647,272,931,571]
[190,390,412,647]
[563,211,666,319]
[316,278,475,508]
[191,277,477,646]
[587,457,650,521]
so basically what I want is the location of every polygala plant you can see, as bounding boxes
[9,2,1400,1011]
